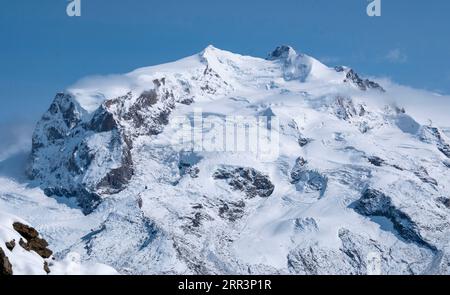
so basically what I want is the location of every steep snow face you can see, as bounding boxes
[10,45,450,274]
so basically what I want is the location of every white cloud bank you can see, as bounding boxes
[372,77,450,128]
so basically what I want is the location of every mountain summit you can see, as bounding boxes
[266,45,298,60]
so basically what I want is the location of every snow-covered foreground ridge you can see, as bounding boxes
[2,45,450,274]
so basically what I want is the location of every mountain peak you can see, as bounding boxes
[267,45,297,60]
[200,44,230,59]
[202,44,219,53]
[199,44,232,64]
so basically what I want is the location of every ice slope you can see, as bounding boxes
[2,45,450,274]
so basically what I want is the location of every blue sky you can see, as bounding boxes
[1,0,450,125]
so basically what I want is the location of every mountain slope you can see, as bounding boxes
[2,45,450,274]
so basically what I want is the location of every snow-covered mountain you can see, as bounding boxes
[2,45,450,274]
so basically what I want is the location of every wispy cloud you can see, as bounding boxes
[370,77,450,127]
[385,49,408,64]
[0,122,34,162]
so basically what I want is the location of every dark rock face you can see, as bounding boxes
[89,106,118,133]
[332,96,366,121]
[0,247,13,275]
[113,89,176,136]
[290,157,327,196]
[213,166,275,198]
[44,187,102,215]
[335,66,385,92]
[352,189,435,251]
[266,45,296,60]
[43,261,50,274]
[14,222,53,259]
[218,200,246,222]
[96,146,134,194]
[13,222,38,240]
[298,136,312,147]
[5,240,15,251]
[183,211,212,230]
[437,197,450,209]
[368,156,385,167]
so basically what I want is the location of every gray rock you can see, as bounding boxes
[0,247,13,275]
[437,197,450,209]
[368,156,385,167]
[335,66,385,92]
[352,189,436,251]
[266,45,296,60]
[0,247,13,276]
[213,166,275,198]
[5,240,15,251]
[218,200,246,222]
[14,222,53,259]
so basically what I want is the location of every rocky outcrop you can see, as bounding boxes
[13,222,39,240]
[14,222,53,259]
[0,247,13,275]
[352,189,435,251]
[218,200,246,222]
[1,222,52,275]
[335,66,385,92]
[367,156,385,167]
[5,240,15,251]
[213,166,275,198]
[332,96,366,121]
[266,45,296,60]
[43,261,50,274]
[437,197,450,209]
[28,84,178,213]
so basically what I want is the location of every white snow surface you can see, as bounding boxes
[1,45,450,274]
